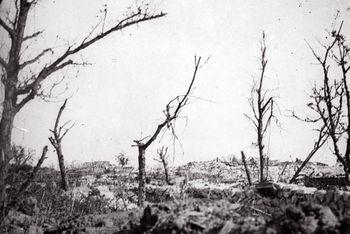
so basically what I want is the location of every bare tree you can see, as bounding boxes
[133,56,205,207]
[290,22,350,180]
[154,146,172,185]
[48,99,74,191]
[244,32,277,183]
[0,0,165,208]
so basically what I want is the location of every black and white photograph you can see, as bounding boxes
[1,0,350,233]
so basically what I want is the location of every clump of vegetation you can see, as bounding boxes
[116,152,129,168]
[6,145,35,187]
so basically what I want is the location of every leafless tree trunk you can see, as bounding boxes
[291,22,350,179]
[155,147,172,185]
[0,103,15,211]
[244,32,277,183]
[241,151,252,186]
[289,124,328,183]
[49,99,74,191]
[335,24,350,177]
[133,56,205,207]
[137,146,146,207]
[0,0,165,208]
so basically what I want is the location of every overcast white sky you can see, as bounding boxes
[2,0,350,168]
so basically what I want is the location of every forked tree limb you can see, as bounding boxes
[17,11,166,102]
[134,56,202,149]
[19,48,53,70]
[245,32,277,183]
[0,17,14,38]
[0,0,166,111]
[299,22,350,177]
[0,0,165,213]
[134,56,205,207]
[48,99,74,191]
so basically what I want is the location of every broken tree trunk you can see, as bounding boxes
[133,56,204,207]
[49,99,74,191]
[138,145,146,207]
[241,151,252,186]
[56,146,68,191]
[0,107,15,213]
[0,0,165,213]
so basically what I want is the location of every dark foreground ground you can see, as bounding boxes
[2,159,350,233]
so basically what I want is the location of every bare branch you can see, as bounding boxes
[41,11,166,77]
[297,22,350,177]
[135,56,205,206]
[244,114,258,129]
[288,109,321,123]
[19,48,53,70]
[289,124,329,183]
[59,122,75,141]
[141,56,202,149]
[52,99,68,137]
[245,32,276,183]
[16,90,35,111]
[262,103,274,135]
[0,17,14,38]
[19,11,166,108]
[23,30,44,42]
[48,99,72,191]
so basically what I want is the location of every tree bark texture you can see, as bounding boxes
[162,159,171,185]
[138,146,146,207]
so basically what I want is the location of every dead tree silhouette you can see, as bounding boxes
[244,32,278,183]
[290,21,350,182]
[133,56,206,207]
[0,0,165,210]
[49,99,74,191]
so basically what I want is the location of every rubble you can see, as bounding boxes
[3,158,350,233]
